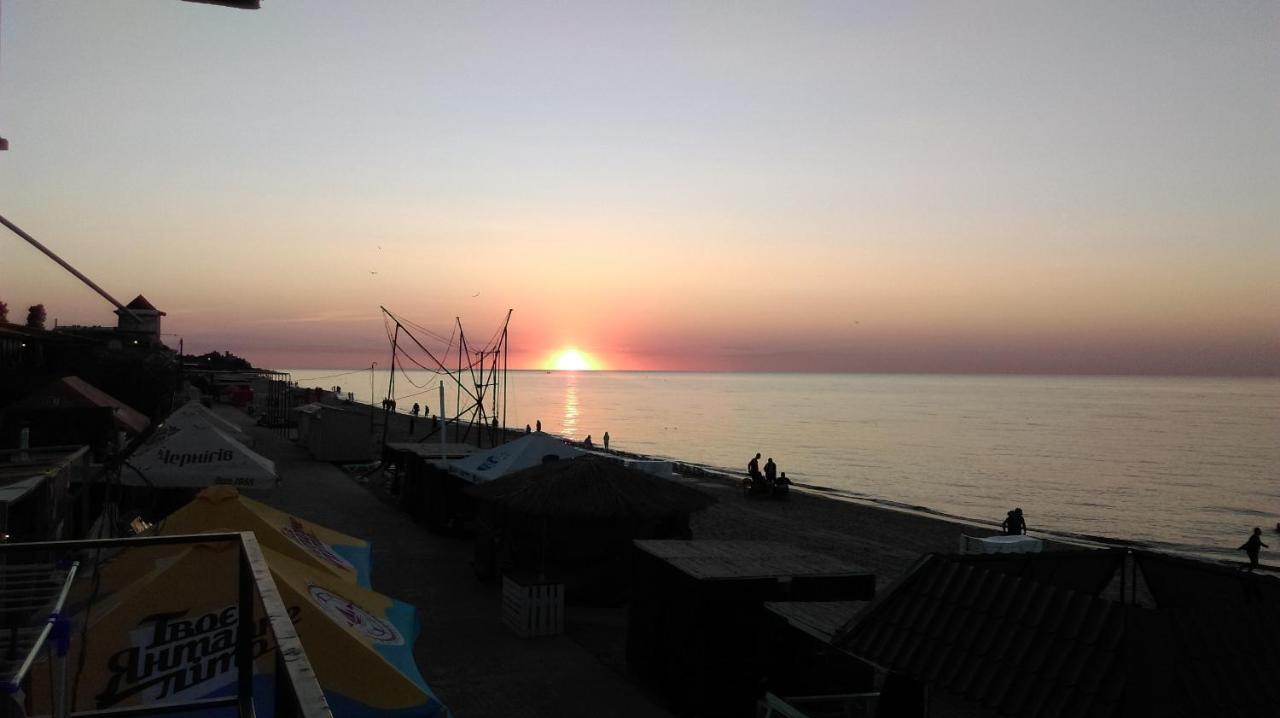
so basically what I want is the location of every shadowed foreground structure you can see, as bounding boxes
[467,455,716,601]
[835,549,1280,717]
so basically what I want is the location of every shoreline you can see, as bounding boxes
[320,393,1275,577]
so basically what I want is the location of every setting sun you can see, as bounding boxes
[550,348,597,371]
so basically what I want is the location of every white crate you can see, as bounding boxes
[502,575,564,638]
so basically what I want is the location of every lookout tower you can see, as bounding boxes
[115,294,165,339]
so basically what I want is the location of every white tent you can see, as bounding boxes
[448,432,583,484]
[124,422,277,490]
[163,399,254,446]
[959,534,1044,555]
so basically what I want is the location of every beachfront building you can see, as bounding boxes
[827,549,1280,717]
[114,294,166,340]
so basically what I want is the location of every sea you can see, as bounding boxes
[287,370,1279,565]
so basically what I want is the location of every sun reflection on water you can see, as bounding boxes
[561,374,579,438]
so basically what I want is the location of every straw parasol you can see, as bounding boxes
[465,454,715,519]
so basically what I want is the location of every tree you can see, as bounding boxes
[26,304,46,330]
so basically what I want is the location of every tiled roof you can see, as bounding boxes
[835,551,1280,717]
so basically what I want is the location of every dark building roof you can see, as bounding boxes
[835,550,1280,718]
[122,294,165,315]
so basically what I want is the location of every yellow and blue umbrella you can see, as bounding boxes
[29,542,448,718]
[159,486,373,587]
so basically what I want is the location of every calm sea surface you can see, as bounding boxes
[288,370,1279,564]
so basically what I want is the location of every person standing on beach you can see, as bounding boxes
[536,419,542,432]
[764,457,777,485]
[748,453,762,479]
[1240,527,1268,571]
[603,431,610,452]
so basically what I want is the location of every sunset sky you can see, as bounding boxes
[1,1,1276,374]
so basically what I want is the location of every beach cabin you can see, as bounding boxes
[4,376,150,458]
[829,549,1280,718]
[466,455,715,603]
[626,540,875,717]
[384,441,475,531]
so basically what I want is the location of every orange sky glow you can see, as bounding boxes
[1,3,1277,376]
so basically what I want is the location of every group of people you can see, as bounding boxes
[582,432,610,451]
[1001,507,1027,535]
[745,452,790,496]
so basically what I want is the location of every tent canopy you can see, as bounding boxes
[165,399,250,437]
[160,486,372,586]
[126,422,277,490]
[448,432,582,484]
[466,454,715,520]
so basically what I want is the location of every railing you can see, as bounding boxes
[0,533,331,718]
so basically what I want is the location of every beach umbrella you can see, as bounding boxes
[465,454,715,521]
[158,486,373,587]
[164,399,254,446]
[29,542,449,718]
[124,422,277,490]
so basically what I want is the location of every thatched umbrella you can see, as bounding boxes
[466,454,715,519]
[466,455,715,597]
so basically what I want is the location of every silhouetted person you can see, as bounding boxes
[603,431,610,452]
[1002,508,1027,535]
[409,403,420,432]
[536,419,542,432]
[1240,527,1268,572]
[492,417,499,429]
[584,434,593,449]
[525,424,532,434]
[764,458,777,484]
[748,453,762,479]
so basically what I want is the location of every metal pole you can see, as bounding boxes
[439,381,446,459]
[237,546,255,718]
[0,214,141,323]
[380,326,399,451]
[369,363,376,434]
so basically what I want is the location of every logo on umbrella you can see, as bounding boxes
[307,584,403,645]
[281,517,356,572]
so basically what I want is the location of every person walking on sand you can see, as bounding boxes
[603,431,610,452]
[748,453,762,480]
[1240,527,1269,572]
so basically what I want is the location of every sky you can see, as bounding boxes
[1,1,1277,374]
